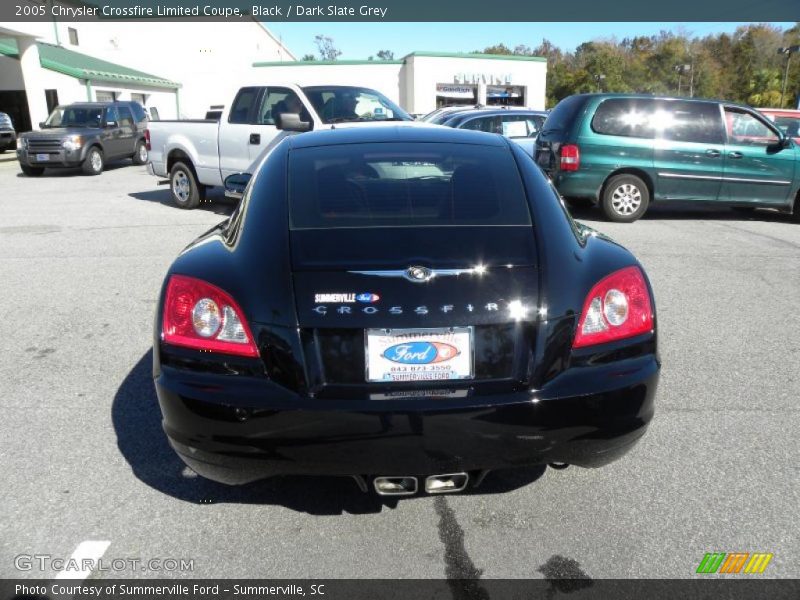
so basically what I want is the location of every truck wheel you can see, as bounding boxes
[170,161,201,209]
[601,174,649,223]
[21,164,44,176]
[132,140,148,165]
[82,146,104,175]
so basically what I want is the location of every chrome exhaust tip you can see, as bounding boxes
[424,472,469,494]
[548,462,570,470]
[373,476,418,496]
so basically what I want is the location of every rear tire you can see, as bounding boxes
[82,146,104,175]
[20,164,44,177]
[170,161,201,209]
[601,174,649,223]
[792,194,800,224]
[132,140,148,165]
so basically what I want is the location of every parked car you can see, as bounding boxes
[760,108,800,143]
[0,112,16,153]
[536,94,800,222]
[440,108,547,156]
[153,123,659,492]
[419,104,485,124]
[16,101,148,176]
[146,84,413,209]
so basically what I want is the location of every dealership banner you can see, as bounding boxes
[3,579,800,599]
[1,0,798,21]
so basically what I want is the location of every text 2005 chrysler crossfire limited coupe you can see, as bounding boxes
[153,125,660,496]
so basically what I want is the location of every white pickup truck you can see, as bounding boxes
[146,83,413,208]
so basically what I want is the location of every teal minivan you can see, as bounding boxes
[535,94,800,222]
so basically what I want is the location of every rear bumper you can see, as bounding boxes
[552,170,606,200]
[154,356,658,485]
[147,160,167,178]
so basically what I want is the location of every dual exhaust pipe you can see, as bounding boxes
[373,473,469,496]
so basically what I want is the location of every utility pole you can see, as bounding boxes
[675,64,691,96]
[778,46,799,108]
[594,74,606,93]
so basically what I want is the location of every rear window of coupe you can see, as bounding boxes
[288,142,532,229]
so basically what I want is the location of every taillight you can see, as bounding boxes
[573,266,653,348]
[162,275,259,357]
[144,128,151,151]
[560,144,580,171]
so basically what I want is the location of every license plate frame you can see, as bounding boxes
[365,327,474,383]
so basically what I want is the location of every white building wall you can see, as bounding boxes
[3,20,294,119]
[403,55,547,114]
[251,56,547,115]
[38,68,88,104]
[52,21,294,118]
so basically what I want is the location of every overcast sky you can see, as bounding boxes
[266,22,796,60]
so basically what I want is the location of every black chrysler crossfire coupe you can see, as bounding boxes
[153,124,660,495]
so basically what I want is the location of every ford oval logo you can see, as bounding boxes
[383,342,459,364]
[356,293,380,303]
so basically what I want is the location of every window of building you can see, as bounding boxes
[45,89,59,113]
[95,91,116,102]
[68,28,79,46]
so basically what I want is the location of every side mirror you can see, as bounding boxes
[224,172,252,200]
[276,112,311,132]
[768,136,792,153]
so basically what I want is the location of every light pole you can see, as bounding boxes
[778,45,799,108]
[594,74,606,92]
[675,64,691,96]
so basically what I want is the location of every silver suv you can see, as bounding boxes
[0,112,16,153]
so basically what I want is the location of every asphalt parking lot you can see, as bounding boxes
[0,157,798,581]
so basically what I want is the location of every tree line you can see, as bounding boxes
[478,23,800,108]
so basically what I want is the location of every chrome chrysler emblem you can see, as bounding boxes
[404,266,433,283]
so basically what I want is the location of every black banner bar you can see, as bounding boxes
[1,0,799,22]
[3,579,800,600]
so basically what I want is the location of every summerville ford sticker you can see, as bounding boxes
[313,293,380,303]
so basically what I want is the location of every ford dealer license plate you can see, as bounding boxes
[35,153,49,162]
[365,327,473,383]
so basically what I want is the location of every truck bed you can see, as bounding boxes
[147,119,222,187]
